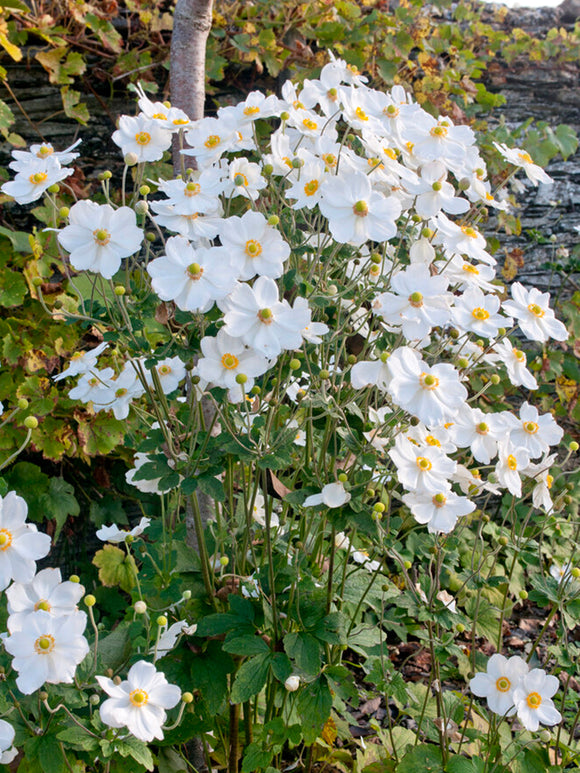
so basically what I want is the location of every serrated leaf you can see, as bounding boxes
[241,743,273,773]
[396,744,443,772]
[197,473,225,502]
[57,726,100,752]
[97,622,132,670]
[93,544,137,592]
[61,86,89,124]
[43,476,80,541]
[117,737,155,771]
[231,652,272,703]
[296,676,332,744]
[223,635,270,656]
[284,632,321,675]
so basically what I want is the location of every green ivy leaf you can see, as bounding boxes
[42,477,80,541]
[93,544,137,593]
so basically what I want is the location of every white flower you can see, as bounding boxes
[218,211,290,281]
[350,357,391,391]
[6,567,84,632]
[470,654,529,716]
[492,339,538,390]
[502,282,568,342]
[448,406,505,465]
[223,157,267,200]
[249,493,280,528]
[402,488,474,533]
[505,402,563,459]
[9,138,81,171]
[303,482,351,509]
[513,669,562,732]
[97,660,181,742]
[0,491,51,591]
[96,517,151,543]
[53,342,108,382]
[387,346,468,426]
[98,363,146,420]
[405,161,470,218]
[146,356,187,395]
[147,236,237,313]
[493,142,553,186]
[525,453,557,513]
[58,201,143,280]
[68,366,115,406]
[1,155,73,204]
[197,330,270,402]
[154,621,197,661]
[319,171,401,246]
[4,610,89,694]
[549,562,573,584]
[437,590,457,613]
[495,443,530,497]
[0,719,17,765]
[112,114,172,162]
[221,276,309,358]
[389,434,456,493]
[452,288,508,339]
[285,675,300,692]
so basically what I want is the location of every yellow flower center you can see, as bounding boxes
[416,456,433,471]
[304,179,319,196]
[34,599,51,612]
[419,372,439,390]
[134,132,151,146]
[0,528,13,551]
[430,125,448,138]
[322,153,337,168]
[517,151,533,165]
[245,239,262,258]
[221,353,239,370]
[243,106,260,116]
[524,421,539,434]
[37,144,53,158]
[34,634,55,654]
[507,454,517,471]
[384,147,398,160]
[462,264,479,274]
[526,691,542,709]
[384,105,400,118]
[432,493,447,507]
[187,262,203,281]
[184,182,201,196]
[347,64,360,75]
[527,303,545,318]
[546,474,553,489]
[327,88,338,101]
[352,200,369,217]
[472,307,490,321]
[93,228,111,246]
[158,365,171,375]
[408,291,423,308]
[173,118,189,125]
[355,106,369,121]
[496,676,511,693]
[185,213,199,220]
[476,422,489,435]
[29,172,48,185]
[292,100,304,110]
[115,387,128,398]
[205,134,221,148]
[152,112,167,120]
[88,377,99,387]
[302,118,318,131]
[129,688,149,707]
[258,308,273,324]
[425,435,441,447]
[461,226,477,238]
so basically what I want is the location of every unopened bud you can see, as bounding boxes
[519,590,528,600]
[84,594,96,607]
[291,157,304,168]
[139,184,151,196]
[337,473,348,483]
[24,416,38,430]
[135,200,148,215]
[17,398,29,410]
[47,184,60,194]
[124,152,139,166]
[134,600,147,614]
[267,214,279,226]
[59,206,70,219]
[284,675,300,692]
[569,441,579,452]
[289,358,301,371]
[490,374,500,385]
[182,692,194,704]
[114,285,126,296]
[70,574,80,583]
[219,556,229,566]
[235,373,248,384]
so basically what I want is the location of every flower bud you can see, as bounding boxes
[135,200,148,215]
[99,170,113,181]
[291,157,304,169]
[347,354,356,365]
[219,556,229,566]
[284,675,300,692]
[59,206,70,219]
[267,214,279,227]
[455,623,465,633]
[519,590,528,600]
[146,231,156,242]
[280,111,289,121]
[569,441,579,452]
[319,369,330,380]
[289,358,301,371]
[17,398,29,410]
[263,164,274,176]
[47,184,60,194]
[84,594,96,607]
[89,694,100,705]
[39,691,49,701]
[32,277,43,287]
[70,574,80,583]
[139,184,151,196]
[182,590,192,600]
[234,173,246,186]
[114,285,126,296]
[498,536,508,547]
[24,416,38,430]
[338,473,348,483]
[403,560,412,570]
[490,374,500,385]
[157,615,168,626]
[134,600,147,614]
[373,502,385,513]
[124,152,139,166]
[235,373,248,384]
[571,567,580,579]
[182,692,194,704]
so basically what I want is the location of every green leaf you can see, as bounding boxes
[241,743,273,773]
[37,735,69,773]
[190,640,235,715]
[271,652,293,683]
[0,98,15,134]
[377,58,397,83]
[284,632,321,675]
[0,225,29,253]
[93,544,137,593]
[396,745,444,772]
[0,264,27,306]
[61,86,89,124]
[296,676,332,744]
[57,726,99,752]
[554,124,578,160]
[78,414,126,456]
[117,736,155,771]
[446,757,484,773]
[197,473,225,502]
[223,635,270,656]
[0,0,30,11]
[231,652,272,703]
[43,477,80,541]
[97,622,133,670]
[157,748,188,773]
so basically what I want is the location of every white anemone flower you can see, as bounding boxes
[387,346,468,426]
[112,114,172,162]
[493,143,553,186]
[218,211,290,280]
[2,155,73,205]
[303,482,351,509]
[549,562,573,584]
[9,138,81,171]
[4,610,89,694]
[502,282,568,343]
[491,339,538,390]
[319,171,401,247]
[97,660,181,742]
[495,443,530,497]
[147,236,237,313]
[53,342,108,382]
[6,567,84,632]
[504,402,563,459]
[154,621,197,661]
[389,435,456,494]
[452,288,509,339]
[0,719,17,765]
[58,201,143,279]
[513,669,562,731]
[402,488,475,533]
[470,654,529,717]
[0,491,51,591]
[145,356,187,394]
[96,516,151,543]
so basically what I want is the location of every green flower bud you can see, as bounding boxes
[24,416,38,430]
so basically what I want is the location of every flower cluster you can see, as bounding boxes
[470,654,562,732]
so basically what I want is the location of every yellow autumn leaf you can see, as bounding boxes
[0,32,21,61]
